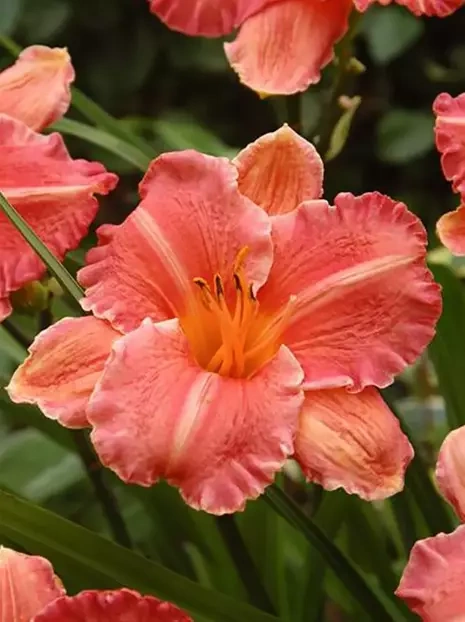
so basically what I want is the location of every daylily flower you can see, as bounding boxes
[434,92,465,255]
[0,114,117,322]
[396,426,465,621]
[0,546,192,621]
[147,0,463,96]
[0,45,74,131]
[8,126,441,514]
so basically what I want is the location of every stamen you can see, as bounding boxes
[185,247,289,378]
[214,274,225,301]
[233,246,249,273]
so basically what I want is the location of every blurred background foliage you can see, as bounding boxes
[0,1,465,620]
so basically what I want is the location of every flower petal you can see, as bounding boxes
[436,426,465,521]
[0,115,117,320]
[436,205,465,255]
[295,387,413,500]
[88,318,303,514]
[0,45,74,131]
[233,125,323,215]
[33,588,192,622]
[7,317,119,428]
[224,0,352,96]
[434,92,465,200]
[354,0,463,17]
[0,547,65,622]
[148,0,278,36]
[259,193,441,390]
[79,150,272,333]
[396,525,465,621]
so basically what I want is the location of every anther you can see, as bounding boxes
[214,274,224,299]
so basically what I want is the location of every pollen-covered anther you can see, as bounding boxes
[183,248,285,378]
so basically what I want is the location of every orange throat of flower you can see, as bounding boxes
[180,249,290,379]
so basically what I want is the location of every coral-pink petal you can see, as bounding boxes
[436,426,465,522]
[0,45,75,131]
[233,125,323,215]
[0,115,117,313]
[0,547,65,622]
[258,193,441,391]
[396,525,465,620]
[295,387,413,500]
[88,318,303,515]
[32,588,192,622]
[434,92,465,199]
[354,0,463,16]
[7,317,119,428]
[437,205,465,255]
[79,150,272,333]
[148,0,279,36]
[224,0,352,96]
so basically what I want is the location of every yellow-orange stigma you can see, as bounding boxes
[181,248,290,378]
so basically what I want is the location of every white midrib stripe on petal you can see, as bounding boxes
[135,206,191,301]
[290,254,418,325]
[3,185,93,198]
[170,372,217,463]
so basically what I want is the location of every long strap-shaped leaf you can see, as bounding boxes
[264,485,408,622]
[53,118,151,172]
[0,490,278,622]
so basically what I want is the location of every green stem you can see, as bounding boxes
[264,485,406,622]
[72,429,133,549]
[215,516,276,615]
[317,14,363,158]
[38,297,53,333]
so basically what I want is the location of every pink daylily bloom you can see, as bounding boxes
[0,45,75,131]
[0,114,117,322]
[9,126,440,514]
[0,546,191,621]
[396,426,465,620]
[434,92,465,255]
[148,0,463,96]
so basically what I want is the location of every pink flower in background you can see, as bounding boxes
[0,115,117,323]
[0,546,191,621]
[147,0,463,96]
[434,93,465,255]
[9,126,440,514]
[396,426,465,621]
[0,45,74,131]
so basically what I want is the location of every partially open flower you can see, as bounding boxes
[0,546,191,622]
[0,114,117,323]
[396,426,465,620]
[9,126,440,514]
[148,0,463,96]
[0,45,74,131]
